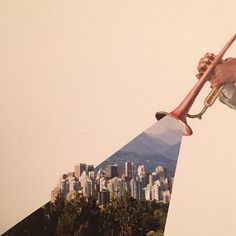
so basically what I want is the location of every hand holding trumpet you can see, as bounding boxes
[197,52,236,88]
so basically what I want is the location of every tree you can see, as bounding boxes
[3,192,169,236]
[52,194,102,236]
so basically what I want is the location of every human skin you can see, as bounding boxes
[197,53,236,88]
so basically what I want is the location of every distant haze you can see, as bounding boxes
[145,116,183,145]
[97,116,184,176]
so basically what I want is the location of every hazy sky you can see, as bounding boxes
[145,116,184,145]
[1,1,236,235]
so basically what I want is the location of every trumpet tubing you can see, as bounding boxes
[156,34,236,136]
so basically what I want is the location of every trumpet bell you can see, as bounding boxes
[156,111,193,136]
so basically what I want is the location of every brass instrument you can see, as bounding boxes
[156,34,236,136]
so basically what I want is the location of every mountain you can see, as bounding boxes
[120,132,181,161]
[147,128,182,146]
[96,150,177,177]
[96,131,181,176]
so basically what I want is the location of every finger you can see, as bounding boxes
[204,52,212,58]
[211,83,223,88]
[210,79,223,88]
[204,52,215,60]
[198,62,207,72]
[196,73,202,79]
[201,58,212,65]
[199,55,213,65]
[196,72,214,81]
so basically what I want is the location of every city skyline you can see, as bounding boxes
[52,117,183,207]
[51,161,173,206]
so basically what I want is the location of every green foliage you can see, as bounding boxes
[101,194,145,235]
[44,193,102,236]
[4,192,169,236]
[45,193,169,236]
[146,231,164,236]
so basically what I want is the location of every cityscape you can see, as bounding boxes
[51,118,183,206]
[3,161,174,236]
[51,161,174,206]
[3,118,183,235]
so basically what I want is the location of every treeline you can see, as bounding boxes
[3,194,168,236]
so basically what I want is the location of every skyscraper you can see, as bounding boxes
[125,161,134,180]
[107,177,124,198]
[137,165,145,176]
[99,177,107,191]
[86,164,94,173]
[152,183,160,201]
[105,165,118,178]
[130,178,138,199]
[74,163,86,178]
[162,190,171,204]
[58,178,69,198]
[98,189,110,206]
[136,175,146,201]
[144,184,152,200]
[79,171,95,196]
[156,166,167,180]
[68,176,80,192]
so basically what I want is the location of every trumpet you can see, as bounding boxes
[156,34,236,136]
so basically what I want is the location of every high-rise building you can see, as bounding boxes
[156,166,167,180]
[145,172,151,185]
[88,171,95,178]
[68,176,80,192]
[160,178,169,192]
[86,164,94,172]
[153,180,163,200]
[168,177,174,193]
[75,163,86,178]
[52,162,172,207]
[117,164,122,177]
[136,175,146,201]
[107,177,123,198]
[151,172,158,182]
[162,190,171,204]
[144,184,152,200]
[125,161,134,180]
[137,165,145,176]
[96,169,105,180]
[130,178,138,199]
[79,171,95,196]
[105,165,118,178]
[99,177,107,191]
[98,189,110,206]
[152,183,160,201]
[85,178,94,196]
[122,176,131,195]
[58,178,69,198]
[148,173,154,186]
